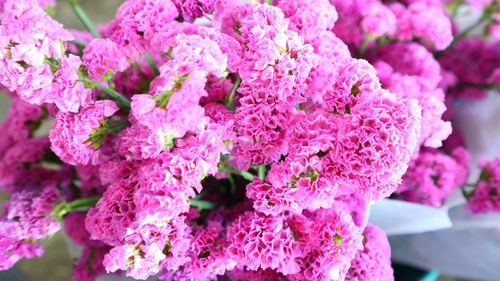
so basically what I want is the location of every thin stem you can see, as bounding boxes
[68,197,100,210]
[220,166,254,181]
[52,197,100,220]
[145,53,160,76]
[109,120,130,133]
[68,0,101,38]
[265,0,273,5]
[92,82,131,110]
[357,36,370,58]
[226,75,241,111]
[258,165,266,180]
[460,82,500,90]
[190,199,217,210]
[228,175,236,200]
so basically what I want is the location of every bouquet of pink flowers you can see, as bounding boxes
[0,0,499,280]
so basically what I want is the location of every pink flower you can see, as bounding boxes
[235,3,317,103]
[0,0,76,109]
[50,54,93,113]
[86,180,137,246]
[332,90,421,200]
[102,0,179,55]
[103,216,192,279]
[0,187,61,269]
[232,86,293,170]
[173,0,216,22]
[467,157,500,214]
[345,225,393,281]
[227,211,303,275]
[181,221,235,278]
[321,58,381,114]
[439,39,500,98]
[83,38,129,82]
[390,2,453,50]
[361,2,397,37]
[49,100,120,165]
[278,0,338,42]
[398,147,470,207]
[373,43,451,148]
[289,208,363,281]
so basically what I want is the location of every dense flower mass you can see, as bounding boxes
[396,147,470,206]
[0,0,499,280]
[466,157,500,214]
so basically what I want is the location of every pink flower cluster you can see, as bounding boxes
[0,0,499,280]
[467,157,500,214]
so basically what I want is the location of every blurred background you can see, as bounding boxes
[0,0,477,280]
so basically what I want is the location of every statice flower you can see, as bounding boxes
[333,90,422,200]
[247,111,339,214]
[361,1,397,38]
[49,100,120,165]
[331,0,396,46]
[232,3,317,103]
[306,31,351,103]
[321,58,381,114]
[102,0,179,55]
[277,0,338,42]
[172,0,216,22]
[0,0,94,112]
[439,38,500,98]
[50,54,93,113]
[0,0,55,11]
[130,34,228,156]
[398,147,470,206]
[0,97,45,150]
[232,86,294,170]
[85,179,137,246]
[227,211,303,275]
[345,224,393,281]
[82,38,129,82]
[102,216,192,279]
[177,221,235,278]
[3,0,497,278]
[467,157,500,214]
[372,43,451,148]
[0,187,61,270]
[289,208,363,281]
[389,1,453,50]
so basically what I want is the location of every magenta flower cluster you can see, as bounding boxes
[0,0,499,280]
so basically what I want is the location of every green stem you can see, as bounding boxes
[460,82,500,90]
[52,197,100,220]
[220,166,254,181]
[190,199,217,210]
[68,197,100,210]
[228,175,236,200]
[92,82,131,110]
[225,75,241,111]
[357,36,370,58]
[145,53,160,76]
[265,0,273,5]
[68,0,101,38]
[109,120,130,133]
[258,165,266,180]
